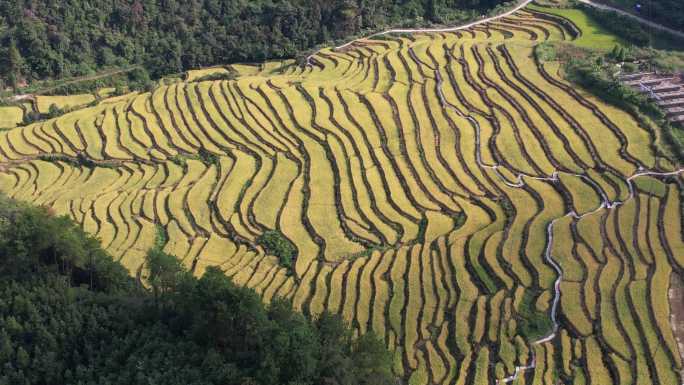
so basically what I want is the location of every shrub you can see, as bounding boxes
[348,244,389,261]
[22,111,41,125]
[169,154,188,169]
[256,230,297,271]
[499,196,515,223]
[454,212,467,229]
[415,216,428,243]
[192,72,236,82]
[621,62,638,73]
[536,42,557,62]
[198,148,220,167]
[517,289,553,340]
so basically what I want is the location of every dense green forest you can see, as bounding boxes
[0,194,395,385]
[0,0,508,88]
[600,0,684,34]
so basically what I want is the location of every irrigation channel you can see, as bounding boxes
[434,67,684,383]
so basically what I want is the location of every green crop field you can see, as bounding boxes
[0,5,682,385]
[527,4,625,49]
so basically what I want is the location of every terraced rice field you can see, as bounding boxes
[34,94,96,113]
[186,67,232,81]
[0,6,683,385]
[0,106,24,129]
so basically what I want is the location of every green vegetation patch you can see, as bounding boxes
[188,69,237,83]
[257,230,298,272]
[170,149,220,169]
[595,0,684,34]
[154,224,169,251]
[536,41,558,61]
[453,212,467,229]
[535,40,684,162]
[347,244,391,261]
[528,4,624,50]
[0,193,395,385]
[633,176,668,198]
[37,153,115,169]
[415,216,428,243]
[516,288,554,341]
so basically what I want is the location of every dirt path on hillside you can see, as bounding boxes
[670,273,684,384]
[10,66,142,101]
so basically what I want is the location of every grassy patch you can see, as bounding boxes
[580,4,684,50]
[453,212,467,230]
[189,69,237,83]
[632,176,667,197]
[186,67,232,82]
[536,42,558,62]
[650,50,684,72]
[528,4,624,50]
[37,153,115,169]
[347,244,390,261]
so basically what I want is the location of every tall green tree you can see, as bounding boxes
[0,0,509,86]
[4,39,24,89]
[0,193,397,385]
[146,248,190,304]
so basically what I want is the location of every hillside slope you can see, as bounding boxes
[0,7,683,385]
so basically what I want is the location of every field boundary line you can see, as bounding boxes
[9,66,143,101]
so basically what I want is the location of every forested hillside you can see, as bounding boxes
[0,194,394,385]
[598,0,684,33]
[0,0,507,88]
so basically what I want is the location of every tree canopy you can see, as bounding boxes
[0,194,395,385]
[0,0,508,87]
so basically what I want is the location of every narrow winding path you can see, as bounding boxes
[10,65,142,102]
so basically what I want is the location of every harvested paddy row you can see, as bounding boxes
[0,7,682,385]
